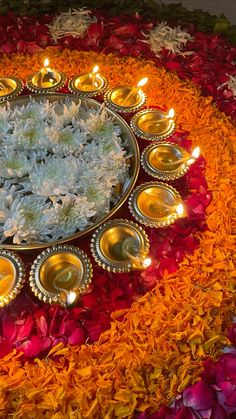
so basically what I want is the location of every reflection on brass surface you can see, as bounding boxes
[69,74,108,97]
[0,250,25,307]
[130,108,175,141]
[129,182,183,228]
[104,87,146,114]
[91,219,149,272]
[27,70,66,93]
[0,93,139,251]
[29,245,92,306]
[141,142,190,180]
[0,77,23,102]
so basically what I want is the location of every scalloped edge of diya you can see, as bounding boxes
[128,181,183,228]
[26,70,66,93]
[0,250,25,307]
[104,87,146,114]
[68,74,108,98]
[90,219,150,273]
[141,141,190,181]
[29,245,93,306]
[0,77,23,102]
[130,108,176,141]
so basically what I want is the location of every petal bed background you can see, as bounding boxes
[0,1,235,418]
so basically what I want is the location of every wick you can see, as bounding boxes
[0,81,6,92]
[121,237,151,268]
[143,191,175,211]
[53,266,78,306]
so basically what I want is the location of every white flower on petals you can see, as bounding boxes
[47,8,97,42]
[218,74,236,97]
[147,21,192,57]
[29,156,79,196]
[3,196,51,244]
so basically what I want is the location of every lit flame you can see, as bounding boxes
[137,77,148,88]
[168,108,175,119]
[142,257,152,268]
[44,58,49,68]
[192,146,200,159]
[66,291,77,305]
[176,203,184,216]
[92,65,99,74]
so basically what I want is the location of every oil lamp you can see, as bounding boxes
[0,250,25,307]
[91,219,151,273]
[69,65,108,97]
[26,58,66,93]
[104,77,148,114]
[0,76,23,102]
[29,245,92,307]
[131,107,176,141]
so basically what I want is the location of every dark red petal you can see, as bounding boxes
[183,380,215,410]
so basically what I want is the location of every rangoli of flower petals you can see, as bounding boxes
[146,21,192,56]
[0,48,235,419]
[47,8,96,41]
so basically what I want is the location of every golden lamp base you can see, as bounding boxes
[0,250,25,307]
[26,69,66,93]
[130,108,175,141]
[0,77,23,102]
[68,74,108,97]
[104,86,146,114]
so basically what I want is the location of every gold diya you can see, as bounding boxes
[91,219,150,273]
[0,250,25,307]
[141,141,190,180]
[69,65,108,97]
[29,245,93,307]
[26,59,66,93]
[0,77,23,102]
[130,108,176,141]
[104,77,148,114]
[129,182,184,228]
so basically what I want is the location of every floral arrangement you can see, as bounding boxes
[0,98,129,244]
[47,8,96,41]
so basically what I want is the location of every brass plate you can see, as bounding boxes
[0,250,25,307]
[29,245,92,306]
[0,93,139,250]
[0,77,23,102]
[91,219,149,272]
[141,142,190,180]
[68,74,108,97]
[129,182,183,228]
[130,108,175,141]
[104,86,146,114]
[26,69,66,93]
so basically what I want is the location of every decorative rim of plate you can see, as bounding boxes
[128,181,183,228]
[104,87,146,114]
[26,70,67,93]
[0,250,25,307]
[0,93,139,251]
[90,218,150,273]
[68,74,108,97]
[0,77,24,103]
[29,244,93,306]
[130,108,176,141]
[141,141,190,180]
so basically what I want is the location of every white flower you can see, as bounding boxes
[0,151,34,179]
[3,196,52,244]
[45,125,86,155]
[3,119,49,151]
[218,74,236,97]
[29,156,79,196]
[47,194,96,239]
[0,185,16,225]
[0,107,11,140]
[10,100,54,123]
[80,106,121,139]
[147,21,192,57]
[47,8,97,42]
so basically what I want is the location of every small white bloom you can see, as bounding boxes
[218,74,236,97]
[80,106,121,139]
[47,8,97,42]
[0,151,34,179]
[3,119,49,151]
[147,21,192,57]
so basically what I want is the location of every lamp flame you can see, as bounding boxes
[137,77,148,88]
[142,257,152,268]
[66,291,77,306]
[44,58,49,68]
[192,147,200,159]
[92,65,99,74]
[168,108,175,119]
[176,203,184,216]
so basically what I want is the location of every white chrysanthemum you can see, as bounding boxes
[54,101,82,126]
[46,125,86,155]
[3,119,49,150]
[218,74,236,97]
[80,106,121,139]
[10,100,54,123]
[3,196,52,244]
[147,21,192,56]
[0,185,16,226]
[29,156,79,196]
[0,151,34,179]
[47,194,96,239]
[0,107,11,139]
[47,8,96,42]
